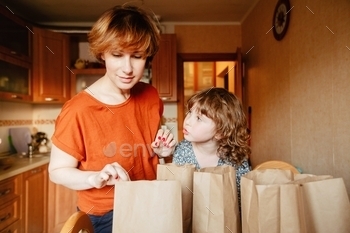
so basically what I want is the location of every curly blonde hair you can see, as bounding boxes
[187,88,251,165]
[88,5,160,67]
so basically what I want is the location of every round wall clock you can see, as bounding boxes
[272,0,291,41]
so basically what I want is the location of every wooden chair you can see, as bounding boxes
[253,160,300,174]
[60,211,94,233]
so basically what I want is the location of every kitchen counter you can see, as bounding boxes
[0,155,50,181]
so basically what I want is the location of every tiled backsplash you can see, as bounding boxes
[0,119,57,126]
[0,119,33,126]
[0,101,62,153]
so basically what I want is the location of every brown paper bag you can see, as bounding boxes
[192,165,240,233]
[157,163,196,233]
[241,169,350,233]
[241,169,306,233]
[112,180,183,233]
[292,174,350,233]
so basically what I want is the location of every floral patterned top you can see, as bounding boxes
[173,139,251,206]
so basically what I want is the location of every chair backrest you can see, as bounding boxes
[253,160,300,174]
[60,211,94,233]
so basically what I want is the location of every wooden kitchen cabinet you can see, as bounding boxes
[0,5,33,103]
[0,52,32,102]
[151,34,177,102]
[0,220,21,233]
[47,181,77,233]
[0,175,22,233]
[0,5,32,63]
[22,164,48,233]
[32,27,70,103]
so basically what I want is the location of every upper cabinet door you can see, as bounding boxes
[151,34,177,102]
[0,54,32,102]
[32,27,70,103]
[0,5,32,63]
[0,5,32,102]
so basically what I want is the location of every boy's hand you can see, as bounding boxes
[151,128,177,158]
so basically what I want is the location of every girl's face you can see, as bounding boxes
[183,106,217,143]
[101,49,146,92]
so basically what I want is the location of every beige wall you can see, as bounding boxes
[242,0,350,194]
[174,24,241,53]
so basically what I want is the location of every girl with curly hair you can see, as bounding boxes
[173,87,251,203]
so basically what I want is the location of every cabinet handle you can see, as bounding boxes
[0,188,11,197]
[161,97,171,101]
[10,51,18,55]
[44,97,59,101]
[11,95,23,99]
[0,213,11,223]
[31,168,42,174]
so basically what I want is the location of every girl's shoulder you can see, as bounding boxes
[174,140,193,156]
[173,140,197,166]
[176,139,192,149]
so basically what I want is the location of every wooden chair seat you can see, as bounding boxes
[60,211,94,233]
[253,160,300,174]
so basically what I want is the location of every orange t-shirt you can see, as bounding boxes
[52,82,163,215]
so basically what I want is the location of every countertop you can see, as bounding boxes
[0,155,50,181]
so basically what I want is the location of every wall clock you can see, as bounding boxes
[272,0,291,41]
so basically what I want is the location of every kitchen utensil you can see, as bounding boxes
[9,127,32,154]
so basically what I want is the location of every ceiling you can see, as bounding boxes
[0,0,259,30]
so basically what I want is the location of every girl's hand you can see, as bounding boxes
[88,162,130,189]
[151,128,177,158]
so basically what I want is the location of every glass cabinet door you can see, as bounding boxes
[0,59,30,95]
[0,54,31,101]
[0,6,32,62]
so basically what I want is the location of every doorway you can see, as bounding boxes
[176,50,242,141]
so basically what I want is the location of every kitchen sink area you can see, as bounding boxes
[0,126,51,178]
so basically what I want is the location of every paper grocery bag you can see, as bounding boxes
[241,169,350,233]
[241,169,307,233]
[292,174,350,233]
[157,163,196,233]
[112,180,182,233]
[192,165,240,233]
